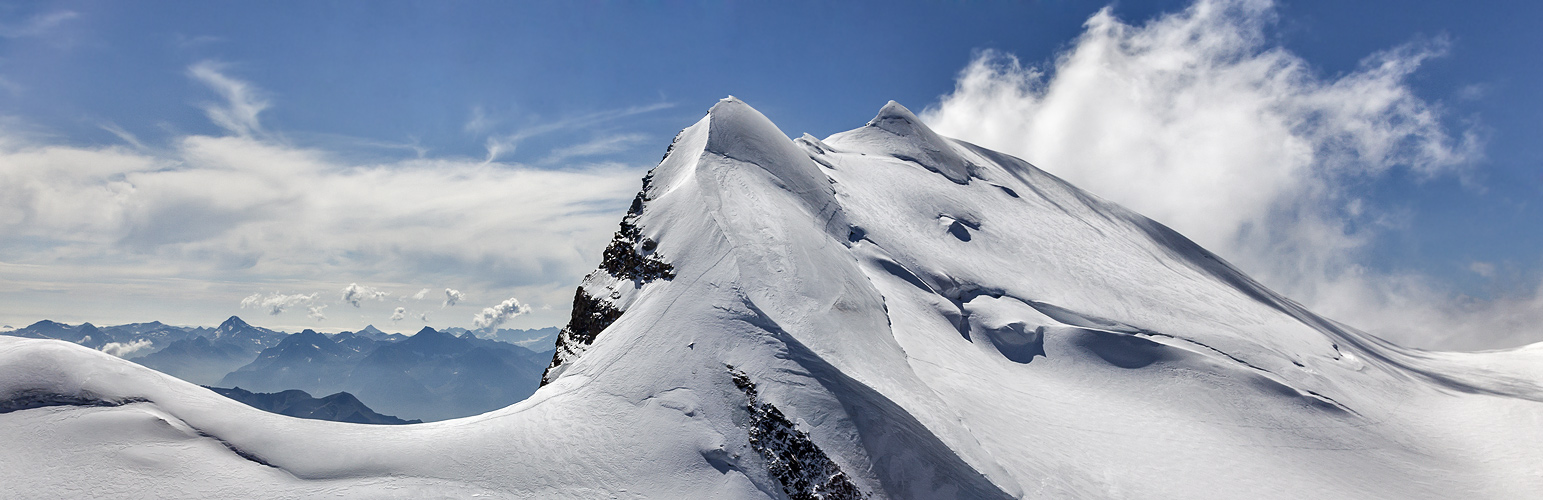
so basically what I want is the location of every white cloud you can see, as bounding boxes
[99,338,152,358]
[542,133,649,164]
[444,288,464,307]
[341,283,389,307]
[0,10,77,38]
[482,102,673,163]
[1457,84,1487,101]
[240,291,318,315]
[922,0,1537,350]
[187,61,269,138]
[307,305,328,321]
[98,122,145,150]
[472,297,531,330]
[464,105,495,134]
[390,306,407,322]
[410,288,430,300]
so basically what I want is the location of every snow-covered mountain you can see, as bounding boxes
[2,98,1541,498]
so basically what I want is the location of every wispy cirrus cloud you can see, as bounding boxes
[542,133,649,164]
[482,102,673,163]
[922,0,1539,350]
[187,60,270,138]
[0,10,78,39]
[98,122,146,150]
[464,105,496,134]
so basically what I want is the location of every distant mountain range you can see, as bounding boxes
[443,326,558,349]
[135,316,285,385]
[220,325,551,421]
[2,316,557,422]
[1,319,212,357]
[206,386,419,425]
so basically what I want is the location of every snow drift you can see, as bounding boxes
[3,98,1541,499]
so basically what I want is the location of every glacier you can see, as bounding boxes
[2,98,1540,499]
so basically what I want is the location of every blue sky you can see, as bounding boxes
[0,0,1538,350]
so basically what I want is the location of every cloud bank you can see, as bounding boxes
[923,0,1537,350]
[0,62,643,331]
[472,297,531,331]
[99,338,152,358]
[240,292,318,315]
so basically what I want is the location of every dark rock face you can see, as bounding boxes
[600,190,675,283]
[206,386,419,425]
[730,367,867,500]
[542,172,674,386]
[540,289,623,386]
[562,289,624,348]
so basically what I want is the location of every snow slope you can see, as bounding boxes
[3,98,1541,499]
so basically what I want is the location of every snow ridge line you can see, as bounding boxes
[0,390,283,470]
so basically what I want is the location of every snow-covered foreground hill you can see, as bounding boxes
[3,98,1540,499]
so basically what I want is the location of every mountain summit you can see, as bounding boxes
[2,98,1540,498]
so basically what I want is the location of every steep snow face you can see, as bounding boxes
[3,98,1543,499]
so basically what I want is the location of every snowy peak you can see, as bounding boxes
[825,100,977,184]
[703,96,807,166]
[867,100,929,137]
[215,316,250,333]
[700,96,842,223]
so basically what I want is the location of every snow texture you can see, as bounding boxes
[2,98,1542,499]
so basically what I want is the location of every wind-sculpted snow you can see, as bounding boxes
[3,98,1542,498]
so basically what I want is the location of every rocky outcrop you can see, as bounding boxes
[731,366,866,500]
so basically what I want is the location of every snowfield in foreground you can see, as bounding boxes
[3,98,1541,499]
